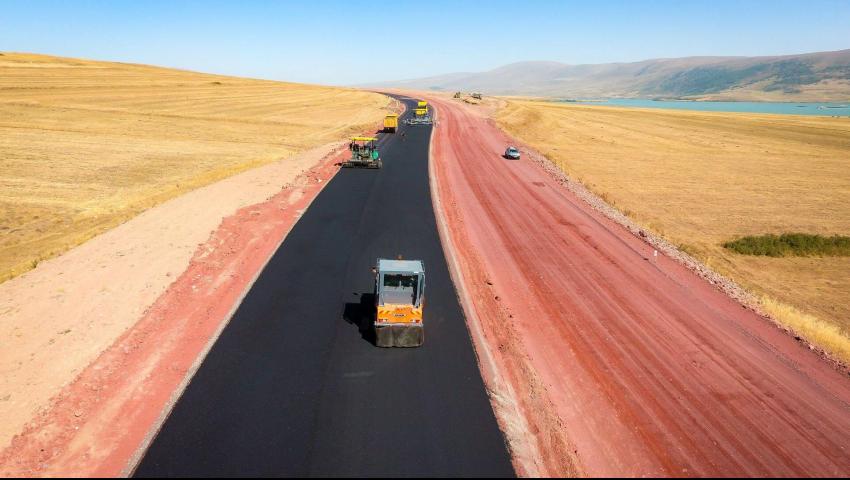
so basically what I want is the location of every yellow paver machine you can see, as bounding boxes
[405,100,433,125]
[373,258,425,347]
[342,137,382,169]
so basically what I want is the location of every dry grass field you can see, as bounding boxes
[496,99,850,361]
[0,53,389,282]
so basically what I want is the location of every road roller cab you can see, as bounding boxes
[373,258,425,347]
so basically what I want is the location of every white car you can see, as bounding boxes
[504,146,521,160]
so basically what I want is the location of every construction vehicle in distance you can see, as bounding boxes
[471,92,482,100]
[342,137,382,169]
[373,258,425,347]
[453,91,462,98]
[405,100,434,126]
[383,114,398,133]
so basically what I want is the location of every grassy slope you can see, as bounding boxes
[0,53,389,281]
[496,99,850,361]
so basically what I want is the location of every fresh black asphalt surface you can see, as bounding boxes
[134,97,515,477]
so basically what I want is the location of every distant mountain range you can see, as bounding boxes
[375,49,850,101]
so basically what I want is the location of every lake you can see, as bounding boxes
[565,99,850,117]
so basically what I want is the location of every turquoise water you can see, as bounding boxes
[566,99,850,116]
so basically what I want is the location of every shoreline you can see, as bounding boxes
[551,97,850,116]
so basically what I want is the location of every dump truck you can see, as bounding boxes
[383,114,398,133]
[342,137,381,169]
[417,100,428,111]
[373,258,425,347]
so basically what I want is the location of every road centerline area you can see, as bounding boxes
[133,97,514,477]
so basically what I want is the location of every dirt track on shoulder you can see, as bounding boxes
[427,95,850,477]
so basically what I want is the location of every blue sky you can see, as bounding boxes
[1,0,849,85]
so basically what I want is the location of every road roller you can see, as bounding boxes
[373,258,425,347]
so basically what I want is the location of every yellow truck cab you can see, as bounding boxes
[373,258,425,347]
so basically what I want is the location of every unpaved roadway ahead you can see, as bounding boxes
[426,94,850,477]
[134,98,514,477]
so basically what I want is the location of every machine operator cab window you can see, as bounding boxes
[375,259,425,307]
[382,274,419,305]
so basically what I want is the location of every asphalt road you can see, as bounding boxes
[134,97,514,477]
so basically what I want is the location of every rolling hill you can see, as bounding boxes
[379,49,850,101]
[0,52,389,282]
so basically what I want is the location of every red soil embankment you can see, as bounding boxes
[0,147,348,477]
[426,95,850,477]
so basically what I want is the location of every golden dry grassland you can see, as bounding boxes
[0,53,389,281]
[496,99,850,362]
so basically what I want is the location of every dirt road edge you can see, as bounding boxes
[0,144,352,477]
[426,99,581,477]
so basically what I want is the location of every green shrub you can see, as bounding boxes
[723,233,850,257]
